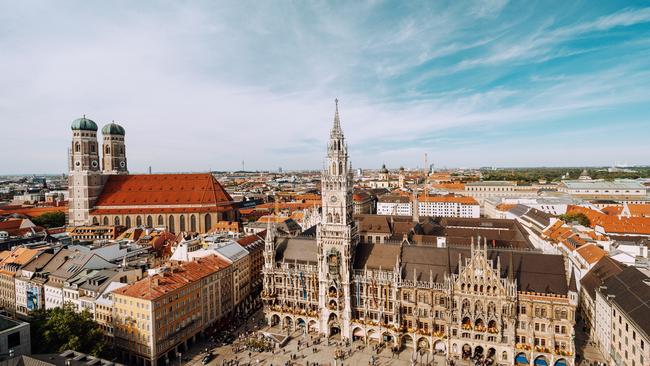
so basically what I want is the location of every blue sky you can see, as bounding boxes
[1,0,649,173]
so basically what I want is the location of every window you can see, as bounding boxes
[190,215,196,232]
[204,214,212,231]
[7,332,20,348]
[179,215,186,232]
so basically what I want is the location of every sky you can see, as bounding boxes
[1,0,650,174]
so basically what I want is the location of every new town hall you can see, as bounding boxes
[262,101,576,366]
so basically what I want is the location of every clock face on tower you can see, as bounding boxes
[330,195,337,203]
[119,161,126,168]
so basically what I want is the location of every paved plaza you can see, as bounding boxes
[183,309,453,366]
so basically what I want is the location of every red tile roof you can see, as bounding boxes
[113,255,230,300]
[0,205,68,217]
[92,173,235,213]
[576,243,606,265]
[237,233,264,247]
[567,205,650,235]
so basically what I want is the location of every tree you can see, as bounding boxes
[30,304,109,358]
[558,213,591,227]
[31,211,66,228]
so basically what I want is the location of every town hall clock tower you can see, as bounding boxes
[317,99,359,339]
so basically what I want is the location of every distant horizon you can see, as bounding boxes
[3,164,650,177]
[2,1,650,173]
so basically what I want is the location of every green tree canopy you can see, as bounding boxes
[558,212,591,227]
[31,211,66,228]
[30,304,109,358]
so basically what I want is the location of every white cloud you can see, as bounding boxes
[0,2,649,173]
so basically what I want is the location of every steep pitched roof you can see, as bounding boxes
[92,173,235,213]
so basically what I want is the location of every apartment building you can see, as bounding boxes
[0,248,40,315]
[44,251,116,309]
[593,267,650,366]
[112,255,231,366]
[14,248,72,315]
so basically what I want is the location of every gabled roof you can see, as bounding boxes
[92,173,235,213]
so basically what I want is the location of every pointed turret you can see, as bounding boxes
[331,98,342,136]
[264,220,277,270]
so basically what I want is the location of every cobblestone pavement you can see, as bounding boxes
[182,310,455,366]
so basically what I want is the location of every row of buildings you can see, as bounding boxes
[376,193,480,218]
[0,227,266,366]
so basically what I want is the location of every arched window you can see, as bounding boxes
[146,215,153,227]
[103,217,108,225]
[114,216,120,226]
[339,162,343,175]
[190,215,196,232]
[179,215,186,232]
[125,216,131,228]
[75,142,80,152]
[92,217,99,225]
[157,215,163,226]
[105,145,110,154]
[136,216,142,227]
[168,215,175,232]
[327,213,332,223]
[204,214,212,232]
[90,143,96,153]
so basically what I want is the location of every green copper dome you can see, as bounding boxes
[71,116,98,131]
[101,121,125,135]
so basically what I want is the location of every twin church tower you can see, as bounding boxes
[68,117,128,226]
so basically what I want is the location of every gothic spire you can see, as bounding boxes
[332,98,342,134]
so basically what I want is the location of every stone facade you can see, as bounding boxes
[67,118,237,233]
[261,101,577,366]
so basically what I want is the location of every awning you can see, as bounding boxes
[353,328,365,337]
[554,360,567,366]
[534,357,548,366]
[515,354,529,364]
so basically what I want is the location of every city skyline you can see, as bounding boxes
[2,1,650,174]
